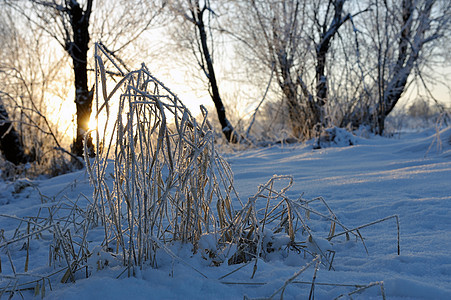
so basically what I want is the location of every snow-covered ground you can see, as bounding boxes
[1,127,451,299]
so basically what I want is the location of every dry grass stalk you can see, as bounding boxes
[334,281,387,300]
[0,194,91,297]
[308,259,320,300]
[268,255,320,300]
[327,215,401,255]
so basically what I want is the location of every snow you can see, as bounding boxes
[1,127,451,299]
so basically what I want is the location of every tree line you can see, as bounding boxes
[0,0,450,174]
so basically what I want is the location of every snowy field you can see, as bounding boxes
[1,127,451,299]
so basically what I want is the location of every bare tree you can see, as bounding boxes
[312,1,363,121]
[167,0,240,143]
[6,0,163,157]
[8,0,97,157]
[372,0,450,134]
[232,0,450,138]
[231,0,367,141]
[337,0,451,134]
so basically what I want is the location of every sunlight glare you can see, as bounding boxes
[88,114,98,131]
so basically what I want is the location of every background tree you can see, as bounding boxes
[231,0,450,139]
[6,0,163,157]
[370,0,450,134]
[334,0,451,134]
[167,0,240,143]
[231,0,367,141]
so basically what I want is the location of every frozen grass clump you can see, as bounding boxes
[87,43,240,275]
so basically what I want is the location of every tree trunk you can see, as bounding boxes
[67,0,94,157]
[376,0,432,134]
[0,101,30,165]
[194,3,239,143]
[315,0,349,127]
[277,49,301,138]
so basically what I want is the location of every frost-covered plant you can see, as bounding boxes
[87,43,239,275]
